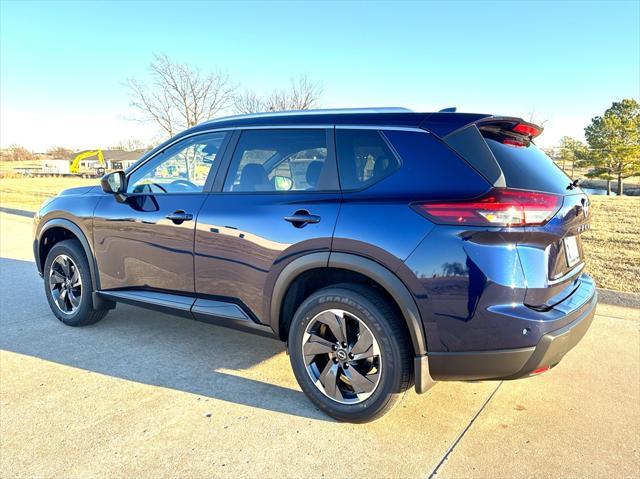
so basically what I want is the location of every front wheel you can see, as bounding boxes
[288,284,413,422]
[43,239,108,326]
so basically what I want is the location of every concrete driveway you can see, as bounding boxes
[1,211,638,478]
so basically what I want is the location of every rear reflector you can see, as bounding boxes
[413,188,562,227]
[531,366,550,375]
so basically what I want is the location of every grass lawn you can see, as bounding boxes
[0,176,98,211]
[582,196,640,294]
[1,175,638,294]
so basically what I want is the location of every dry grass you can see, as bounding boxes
[0,160,42,173]
[582,196,640,293]
[1,175,638,293]
[0,176,98,211]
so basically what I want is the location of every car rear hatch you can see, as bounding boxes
[438,117,591,310]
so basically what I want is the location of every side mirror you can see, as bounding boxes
[101,171,127,195]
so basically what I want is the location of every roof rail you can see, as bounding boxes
[203,107,414,124]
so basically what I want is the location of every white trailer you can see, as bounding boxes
[41,159,70,174]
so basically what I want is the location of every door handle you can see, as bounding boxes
[284,210,320,228]
[166,210,193,224]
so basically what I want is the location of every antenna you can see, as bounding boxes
[438,107,457,113]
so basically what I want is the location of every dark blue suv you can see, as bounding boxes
[33,108,597,422]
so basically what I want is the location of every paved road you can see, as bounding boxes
[1,211,638,478]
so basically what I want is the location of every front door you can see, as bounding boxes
[194,128,341,322]
[93,131,229,293]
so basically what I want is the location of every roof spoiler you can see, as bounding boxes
[422,115,544,188]
[420,113,543,143]
[474,117,543,146]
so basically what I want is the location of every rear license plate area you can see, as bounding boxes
[564,235,580,267]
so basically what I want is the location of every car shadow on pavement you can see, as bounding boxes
[0,257,331,422]
[0,206,34,218]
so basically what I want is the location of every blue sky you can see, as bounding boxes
[1,0,638,151]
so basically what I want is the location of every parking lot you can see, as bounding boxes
[1,211,638,478]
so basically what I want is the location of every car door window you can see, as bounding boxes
[336,129,400,191]
[223,129,332,192]
[128,132,227,194]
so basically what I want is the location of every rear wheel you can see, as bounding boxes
[43,239,108,326]
[288,284,413,422]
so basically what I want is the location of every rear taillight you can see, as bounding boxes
[412,188,562,227]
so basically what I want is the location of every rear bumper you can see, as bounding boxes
[427,288,597,381]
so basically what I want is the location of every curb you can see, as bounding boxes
[596,288,640,309]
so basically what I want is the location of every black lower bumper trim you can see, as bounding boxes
[429,291,598,381]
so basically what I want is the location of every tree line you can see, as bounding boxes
[0,141,149,162]
[548,99,639,196]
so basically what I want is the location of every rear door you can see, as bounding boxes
[194,128,341,322]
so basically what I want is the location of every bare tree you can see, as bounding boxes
[47,146,74,160]
[2,145,36,162]
[527,111,549,127]
[234,75,323,114]
[233,90,265,115]
[126,54,236,137]
[116,138,146,151]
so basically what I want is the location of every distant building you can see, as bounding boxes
[102,149,145,170]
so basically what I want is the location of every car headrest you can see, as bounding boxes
[306,161,323,188]
[238,163,271,191]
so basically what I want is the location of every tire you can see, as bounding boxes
[288,283,413,422]
[43,239,108,327]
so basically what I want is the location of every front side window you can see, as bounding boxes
[223,129,331,192]
[336,129,400,191]
[127,132,227,194]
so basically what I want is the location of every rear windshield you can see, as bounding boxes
[486,139,572,194]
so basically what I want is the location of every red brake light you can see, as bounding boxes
[413,188,562,227]
[502,138,526,147]
[513,123,541,137]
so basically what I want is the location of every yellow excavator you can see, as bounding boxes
[69,149,106,176]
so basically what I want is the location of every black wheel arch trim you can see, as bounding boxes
[269,251,429,356]
[269,251,331,336]
[36,218,112,310]
[268,251,434,393]
[328,252,428,356]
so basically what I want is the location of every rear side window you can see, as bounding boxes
[336,129,400,191]
[223,129,335,192]
[486,139,572,194]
